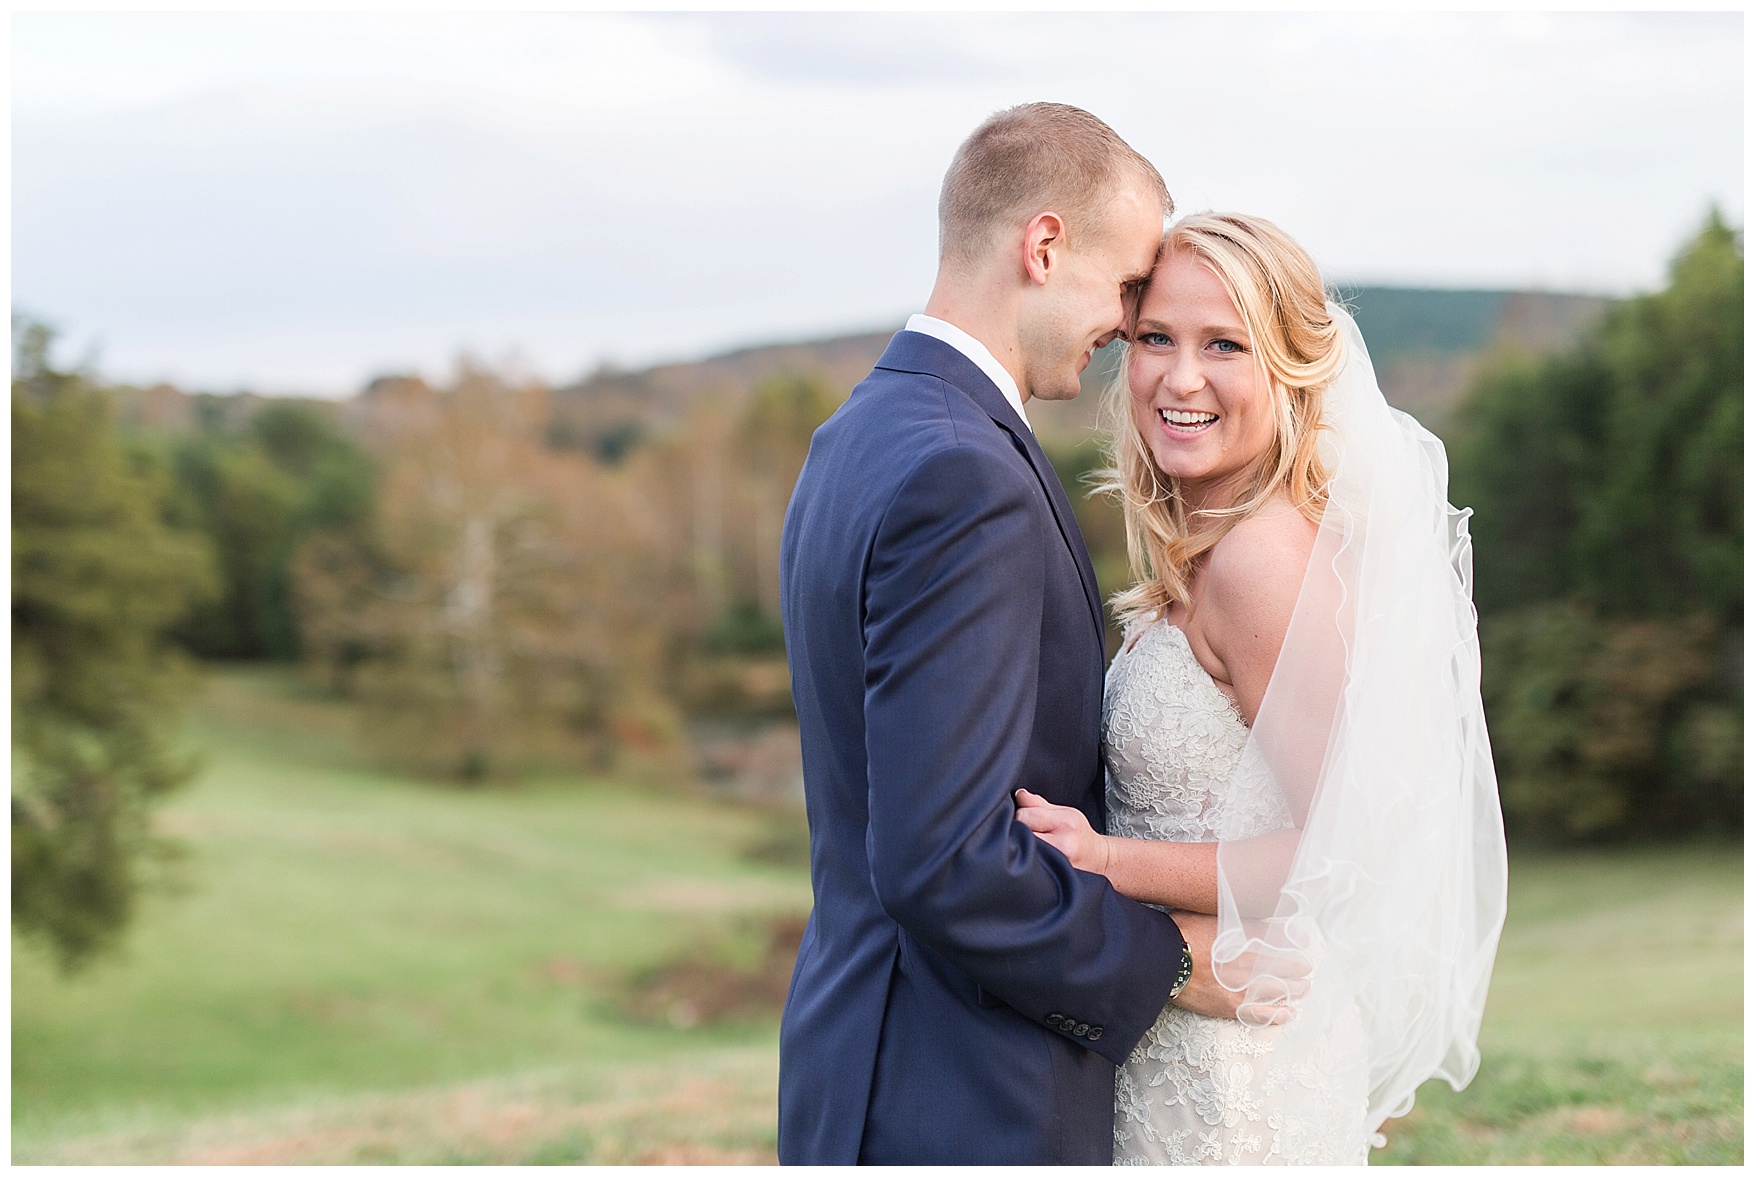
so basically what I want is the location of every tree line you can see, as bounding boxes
[1448,212,1742,841]
[11,215,1741,967]
[12,317,833,965]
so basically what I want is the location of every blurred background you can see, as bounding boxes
[11,10,1742,1165]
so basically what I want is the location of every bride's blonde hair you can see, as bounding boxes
[1098,212,1347,624]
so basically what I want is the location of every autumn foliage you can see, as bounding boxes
[294,366,831,780]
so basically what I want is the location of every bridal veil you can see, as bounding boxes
[1208,304,1509,1149]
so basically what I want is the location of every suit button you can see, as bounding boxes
[1087,1026,1104,1041]
[1074,1022,1091,1037]
[1046,1013,1065,1027]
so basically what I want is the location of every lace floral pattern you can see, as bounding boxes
[1103,621,1292,847]
[1104,619,1368,1166]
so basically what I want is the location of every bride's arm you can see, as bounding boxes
[1013,790,1301,913]
[1104,831,1217,911]
[1011,791,1218,910]
[1008,795,1218,911]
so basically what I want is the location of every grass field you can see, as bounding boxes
[1376,848,1742,1164]
[12,668,1743,1164]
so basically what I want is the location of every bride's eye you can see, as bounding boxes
[1138,331,1172,348]
[1211,338,1246,354]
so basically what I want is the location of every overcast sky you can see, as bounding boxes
[12,10,1744,396]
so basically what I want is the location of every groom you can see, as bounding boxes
[777,104,1241,1165]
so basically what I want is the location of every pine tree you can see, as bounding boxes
[11,320,218,967]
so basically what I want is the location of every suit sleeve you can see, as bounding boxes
[862,441,1185,1065]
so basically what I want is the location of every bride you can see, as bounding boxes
[1016,212,1508,1164]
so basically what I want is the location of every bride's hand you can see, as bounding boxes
[1013,789,1112,876]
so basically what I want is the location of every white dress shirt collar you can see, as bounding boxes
[904,313,1031,432]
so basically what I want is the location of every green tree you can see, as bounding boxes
[11,320,218,967]
[1448,214,1743,841]
[1447,349,1610,614]
[248,400,376,535]
[1481,605,1735,840]
[166,401,375,661]
[166,438,301,658]
[1575,210,1743,624]
[1451,211,1742,621]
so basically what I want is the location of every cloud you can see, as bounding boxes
[692,13,1015,88]
[9,11,1741,395]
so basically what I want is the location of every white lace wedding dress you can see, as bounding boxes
[1104,618,1370,1166]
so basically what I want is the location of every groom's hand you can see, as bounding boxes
[1167,912,1299,1025]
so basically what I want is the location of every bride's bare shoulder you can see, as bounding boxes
[1204,499,1319,613]
[1207,498,1319,645]
[1194,500,1319,721]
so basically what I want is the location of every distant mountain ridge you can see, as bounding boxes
[1339,287,1614,424]
[550,286,1614,450]
[107,286,1613,448]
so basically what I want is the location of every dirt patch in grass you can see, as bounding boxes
[624,915,806,1029]
[1562,1104,1625,1135]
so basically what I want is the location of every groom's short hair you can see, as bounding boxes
[938,103,1170,269]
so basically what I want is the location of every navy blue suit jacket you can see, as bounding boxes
[777,331,1187,1164]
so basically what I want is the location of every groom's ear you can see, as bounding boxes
[1021,211,1068,287]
